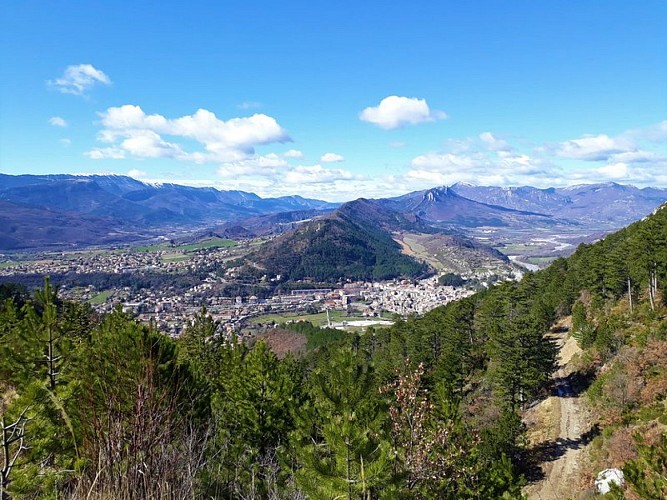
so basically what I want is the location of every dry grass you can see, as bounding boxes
[524,396,562,447]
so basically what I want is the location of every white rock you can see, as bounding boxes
[595,468,624,495]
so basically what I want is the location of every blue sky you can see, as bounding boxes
[1,0,665,201]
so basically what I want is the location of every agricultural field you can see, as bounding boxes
[248,309,377,328]
[89,289,114,304]
[132,237,237,253]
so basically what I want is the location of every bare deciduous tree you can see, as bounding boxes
[1,407,30,500]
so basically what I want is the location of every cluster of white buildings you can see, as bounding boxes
[1,243,520,338]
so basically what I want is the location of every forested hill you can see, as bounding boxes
[0,205,665,498]
[239,198,432,282]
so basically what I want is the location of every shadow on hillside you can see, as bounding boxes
[523,424,600,482]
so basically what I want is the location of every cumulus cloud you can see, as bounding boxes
[283,149,304,159]
[49,64,111,95]
[218,154,289,178]
[284,165,357,184]
[597,162,629,179]
[242,122,667,199]
[556,134,635,161]
[87,104,290,163]
[84,118,667,201]
[359,96,446,129]
[48,116,67,127]
[609,150,665,163]
[403,123,667,191]
[194,172,396,202]
[407,142,563,189]
[119,130,186,159]
[320,152,345,163]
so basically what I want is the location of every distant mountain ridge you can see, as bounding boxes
[0,174,338,249]
[1,173,666,250]
[449,182,667,227]
[0,174,337,224]
[381,186,559,228]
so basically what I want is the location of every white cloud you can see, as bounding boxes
[84,147,125,160]
[359,96,446,129]
[278,177,398,201]
[48,116,67,127]
[49,64,111,95]
[403,124,667,191]
[81,120,667,202]
[389,141,406,148]
[410,152,481,171]
[59,138,71,146]
[283,149,304,159]
[87,104,290,163]
[624,120,667,143]
[127,169,147,179]
[284,165,357,184]
[407,147,562,189]
[119,130,186,159]
[217,154,289,178]
[597,162,629,179]
[215,122,667,199]
[556,134,634,161]
[609,150,665,163]
[479,132,511,152]
[320,152,345,163]
[237,101,262,110]
[584,161,667,185]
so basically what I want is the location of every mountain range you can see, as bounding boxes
[381,186,558,228]
[0,174,337,249]
[448,182,667,227]
[1,173,666,250]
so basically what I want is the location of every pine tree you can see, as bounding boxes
[0,279,88,498]
[71,308,200,498]
[293,348,395,499]
[623,433,667,499]
[486,285,556,410]
[208,339,297,497]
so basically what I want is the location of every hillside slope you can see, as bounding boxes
[241,199,432,282]
[0,201,143,249]
[519,203,667,498]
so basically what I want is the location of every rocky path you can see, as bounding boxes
[524,322,596,500]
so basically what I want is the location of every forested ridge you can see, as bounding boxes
[0,205,666,499]
[240,200,431,283]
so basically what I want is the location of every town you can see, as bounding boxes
[0,240,519,338]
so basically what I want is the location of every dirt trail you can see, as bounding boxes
[524,320,595,500]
